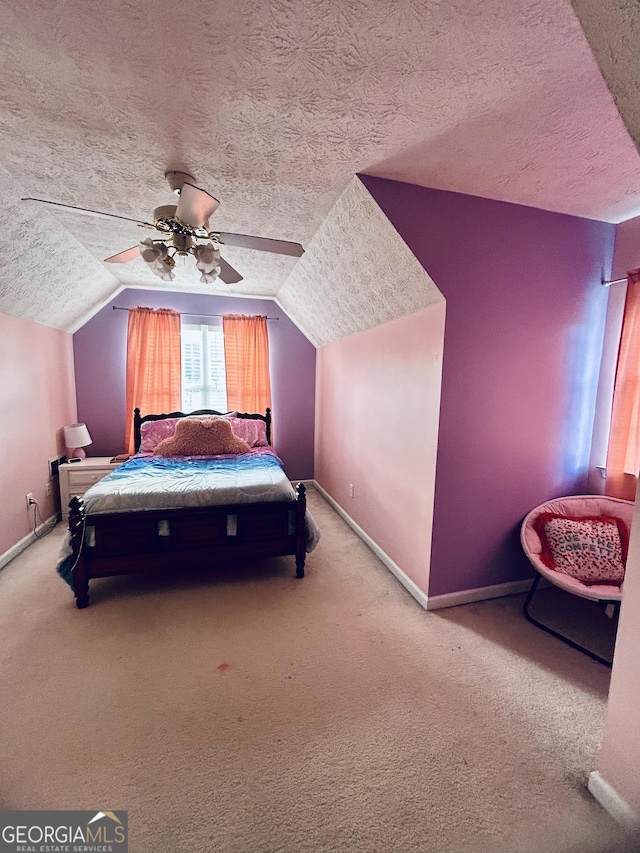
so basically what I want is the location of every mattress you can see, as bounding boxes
[82,448,297,515]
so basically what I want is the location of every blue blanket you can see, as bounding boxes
[56,451,320,588]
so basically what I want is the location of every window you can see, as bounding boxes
[181,324,228,412]
[602,272,640,499]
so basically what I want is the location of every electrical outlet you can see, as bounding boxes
[26,492,36,508]
[349,483,355,498]
[45,482,52,497]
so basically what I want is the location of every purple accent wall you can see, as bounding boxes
[73,289,316,480]
[361,176,615,597]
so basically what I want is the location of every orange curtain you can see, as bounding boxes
[222,314,272,415]
[125,307,182,454]
[605,268,640,500]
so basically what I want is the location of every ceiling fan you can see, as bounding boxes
[22,170,305,285]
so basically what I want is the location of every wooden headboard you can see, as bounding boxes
[133,407,272,452]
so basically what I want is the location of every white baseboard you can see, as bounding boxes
[588,771,640,828]
[0,515,58,571]
[426,579,534,610]
[312,481,429,609]
[311,481,539,612]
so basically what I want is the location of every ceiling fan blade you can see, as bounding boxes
[216,232,304,257]
[104,246,141,264]
[21,197,152,227]
[218,256,244,284]
[175,183,220,228]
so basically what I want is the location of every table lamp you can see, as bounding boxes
[64,423,92,461]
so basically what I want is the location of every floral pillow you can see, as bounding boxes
[227,416,268,447]
[139,418,180,452]
[154,417,251,457]
[535,513,628,585]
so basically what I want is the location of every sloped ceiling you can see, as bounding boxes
[279,178,443,347]
[570,0,640,159]
[1,0,640,338]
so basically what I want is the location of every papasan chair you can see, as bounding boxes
[520,494,633,666]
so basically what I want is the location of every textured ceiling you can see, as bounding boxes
[278,178,443,347]
[1,0,640,337]
[570,0,640,164]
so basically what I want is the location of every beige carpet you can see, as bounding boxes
[0,487,637,852]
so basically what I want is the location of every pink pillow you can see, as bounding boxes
[154,417,251,457]
[227,416,268,447]
[139,417,180,452]
[542,516,626,585]
[139,412,237,452]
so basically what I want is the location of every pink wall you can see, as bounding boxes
[0,312,77,557]
[591,216,640,820]
[315,304,446,594]
[597,479,640,817]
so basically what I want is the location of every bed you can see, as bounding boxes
[61,407,316,608]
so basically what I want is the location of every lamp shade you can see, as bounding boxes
[64,423,92,450]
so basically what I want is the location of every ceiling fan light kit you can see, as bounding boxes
[140,238,175,282]
[193,244,222,284]
[140,191,225,283]
[22,170,305,286]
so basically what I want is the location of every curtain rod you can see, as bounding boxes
[602,277,627,287]
[112,306,279,320]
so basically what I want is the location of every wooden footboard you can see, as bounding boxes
[68,484,306,608]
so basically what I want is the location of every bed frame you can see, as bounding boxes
[67,407,306,608]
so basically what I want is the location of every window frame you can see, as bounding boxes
[180,322,228,413]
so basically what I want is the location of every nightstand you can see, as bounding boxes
[59,457,126,521]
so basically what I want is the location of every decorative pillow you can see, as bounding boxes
[139,412,237,452]
[140,418,180,452]
[227,416,268,447]
[154,416,251,457]
[535,513,627,585]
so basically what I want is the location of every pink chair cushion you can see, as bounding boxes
[521,495,634,602]
[541,515,626,584]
